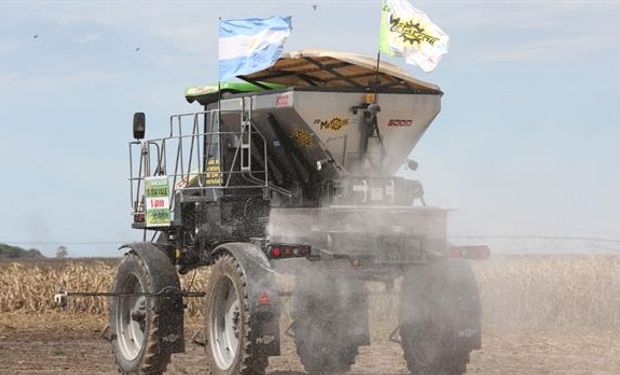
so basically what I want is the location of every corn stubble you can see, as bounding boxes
[1,256,618,332]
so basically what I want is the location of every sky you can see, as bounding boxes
[0,0,618,257]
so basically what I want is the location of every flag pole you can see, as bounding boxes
[374,1,384,104]
[374,3,386,169]
[374,50,381,104]
[217,16,222,116]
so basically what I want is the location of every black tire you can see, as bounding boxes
[399,259,480,375]
[110,252,171,374]
[204,254,268,375]
[291,272,367,374]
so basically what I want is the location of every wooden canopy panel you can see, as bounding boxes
[241,49,441,93]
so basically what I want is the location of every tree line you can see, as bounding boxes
[0,243,70,259]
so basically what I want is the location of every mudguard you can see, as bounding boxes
[119,242,185,353]
[444,259,482,350]
[213,242,281,356]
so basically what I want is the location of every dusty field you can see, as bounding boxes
[0,317,618,374]
[1,255,619,374]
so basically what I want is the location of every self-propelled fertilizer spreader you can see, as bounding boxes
[108,49,489,375]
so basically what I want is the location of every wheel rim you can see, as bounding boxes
[209,276,241,370]
[116,273,147,361]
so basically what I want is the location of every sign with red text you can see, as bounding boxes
[387,119,413,127]
[144,176,171,227]
[274,94,291,108]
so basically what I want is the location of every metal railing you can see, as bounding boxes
[128,106,290,221]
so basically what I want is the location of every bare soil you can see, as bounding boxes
[0,314,618,374]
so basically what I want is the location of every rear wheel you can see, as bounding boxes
[292,271,367,374]
[399,259,480,375]
[204,254,268,375]
[110,253,171,374]
[400,322,470,375]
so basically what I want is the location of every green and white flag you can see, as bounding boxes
[379,0,449,72]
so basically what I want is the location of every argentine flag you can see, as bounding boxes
[219,16,292,81]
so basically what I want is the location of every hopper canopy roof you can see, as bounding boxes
[241,48,441,93]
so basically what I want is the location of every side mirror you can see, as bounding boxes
[407,159,418,171]
[133,112,146,140]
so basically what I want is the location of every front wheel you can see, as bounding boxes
[204,254,268,375]
[109,252,171,374]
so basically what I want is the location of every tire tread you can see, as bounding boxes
[111,253,171,375]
